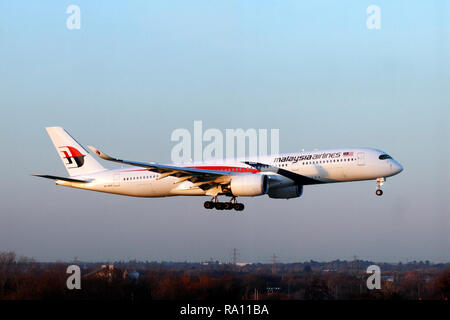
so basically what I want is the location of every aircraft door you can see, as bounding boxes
[357,152,365,166]
[113,173,121,187]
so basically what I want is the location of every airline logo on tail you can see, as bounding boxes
[58,146,86,168]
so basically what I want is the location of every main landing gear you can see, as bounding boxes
[204,196,245,212]
[376,177,385,196]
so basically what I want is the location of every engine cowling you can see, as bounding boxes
[230,174,269,197]
[268,185,303,199]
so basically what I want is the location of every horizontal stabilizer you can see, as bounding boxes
[33,174,92,183]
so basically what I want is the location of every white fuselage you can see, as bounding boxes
[55,147,403,198]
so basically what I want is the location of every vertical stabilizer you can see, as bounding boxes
[46,127,105,176]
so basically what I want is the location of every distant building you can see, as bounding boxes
[84,264,115,281]
[236,262,252,267]
[267,287,281,295]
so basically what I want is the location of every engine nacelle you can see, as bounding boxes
[268,185,303,199]
[230,174,269,197]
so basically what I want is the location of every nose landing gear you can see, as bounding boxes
[376,177,385,196]
[203,196,245,212]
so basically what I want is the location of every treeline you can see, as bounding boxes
[0,252,449,300]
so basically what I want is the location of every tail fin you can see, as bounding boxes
[46,127,105,177]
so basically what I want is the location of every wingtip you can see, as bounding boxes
[87,146,114,160]
[87,145,100,155]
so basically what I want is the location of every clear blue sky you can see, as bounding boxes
[0,1,448,263]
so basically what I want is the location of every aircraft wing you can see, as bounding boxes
[244,161,323,185]
[88,146,239,191]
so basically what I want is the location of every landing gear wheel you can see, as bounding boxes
[204,201,214,209]
[215,202,225,210]
[224,202,233,210]
[233,203,245,211]
[375,178,385,197]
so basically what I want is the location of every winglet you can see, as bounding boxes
[87,146,116,161]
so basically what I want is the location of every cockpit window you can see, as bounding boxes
[379,154,392,160]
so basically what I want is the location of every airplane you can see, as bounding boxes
[34,127,403,211]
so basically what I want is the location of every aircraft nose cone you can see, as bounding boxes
[391,161,403,175]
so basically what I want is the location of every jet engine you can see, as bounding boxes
[230,174,269,197]
[268,185,303,199]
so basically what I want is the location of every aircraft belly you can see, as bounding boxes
[297,166,346,183]
[170,181,206,196]
[342,166,378,181]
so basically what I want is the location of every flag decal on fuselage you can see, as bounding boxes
[343,152,354,156]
